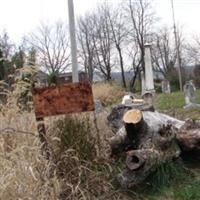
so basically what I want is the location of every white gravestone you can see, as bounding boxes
[161,80,171,94]
[144,44,155,93]
[141,71,146,96]
[183,80,200,109]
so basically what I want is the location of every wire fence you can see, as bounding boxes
[0,127,37,137]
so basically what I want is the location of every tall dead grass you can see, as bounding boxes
[0,76,140,199]
[92,82,126,107]
[0,112,139,199]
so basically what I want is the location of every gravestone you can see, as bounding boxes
[144,44,155,93]
[142,92,154,106]
[141,71,146,96]
[141,44,155,105]
[183,80,200,109]
[161,80,171,94]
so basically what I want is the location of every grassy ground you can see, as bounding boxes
[154,89,200,120]
[154,90,200,200]
[145,89,200,200]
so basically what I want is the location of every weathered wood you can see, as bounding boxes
[32,82,94,118]
[126,150,147,170]
[118,146,180,188]
[117,118,180,188]
[177,119,200,151]
[108,108,200,188]
[123,109,146,148]
[109,110,184,156]
[36,117,50,159]
[107,103,154,133]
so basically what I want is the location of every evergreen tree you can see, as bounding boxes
[12,47,25,68]
[28,47,36,66]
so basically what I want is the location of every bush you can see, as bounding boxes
[154,82,162,93]
[166,67,180,92]
[166,65,189,92]
[193,65,200,88]
[47,72,58,85]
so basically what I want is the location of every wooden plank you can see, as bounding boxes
[32,82,94,118]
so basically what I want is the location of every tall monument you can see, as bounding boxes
[144,44,154,93]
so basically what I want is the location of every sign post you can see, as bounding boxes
[32,82,94,158]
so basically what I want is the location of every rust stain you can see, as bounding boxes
[32,82,94,118]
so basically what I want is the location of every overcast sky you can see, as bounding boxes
[0,0,200,43]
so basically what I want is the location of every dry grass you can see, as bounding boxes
[0,109,141,199]
[92,82,126,107]
[0,111,61,199]
[0,75,140,199]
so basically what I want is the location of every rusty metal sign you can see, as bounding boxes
[32,82,94,118]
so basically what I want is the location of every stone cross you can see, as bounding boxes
[161,80,171,94]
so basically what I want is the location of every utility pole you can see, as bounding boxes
[68,0,79,82]
[171,0,183,91]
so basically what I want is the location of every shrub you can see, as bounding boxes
[193,65,200,88]
[166,67,180,91]
[47,72,58,85]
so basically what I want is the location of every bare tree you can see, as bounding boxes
[151,25,187,79]
[108,5,129,88]
[125,0,156,88]
[77,14,96,82]
[92,5,114,81]
[28,22,70,74]
[151,27,177,77]
[127,43,142,89]
[186,36,200,65]
[78,4,115,82]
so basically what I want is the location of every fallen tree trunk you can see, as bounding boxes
[108,108,200,188]
[177,119,200,151]
[118,148,177,188]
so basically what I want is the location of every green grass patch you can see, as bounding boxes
[135,160,192,196]
[174,179,200,200]
[154,89,200,120]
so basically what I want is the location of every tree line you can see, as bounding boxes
[1,0,200,90]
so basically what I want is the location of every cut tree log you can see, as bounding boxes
[123,109,147,149]
[107,103,154,133]
[118,147,180,188]
[108,108,200,188]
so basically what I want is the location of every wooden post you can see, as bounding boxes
[36,117,50,159]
